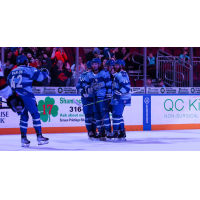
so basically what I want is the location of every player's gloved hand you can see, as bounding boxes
[7,92,25,114]
[85,85,93,94]
[113,90,122,100]
[40,68,49,76]
[105,93,112,98]
[79,89,89,98]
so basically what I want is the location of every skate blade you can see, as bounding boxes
[118,138,126,141]
[21,143,30,147]
[99,137,106,141]
[38,140,49,145]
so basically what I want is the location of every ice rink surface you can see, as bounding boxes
[1,129,200,151]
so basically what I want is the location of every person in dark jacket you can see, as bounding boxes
[50,60,72,86]
[33,54,52,86]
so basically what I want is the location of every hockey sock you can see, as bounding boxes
[85,114,93,132]
[32,112,42,133]
[94,112,104,133]
[101,112,111,132]
[92,113,97,132]
[20,110,29,135]
[119,116,125,130]
[112,114,122,132]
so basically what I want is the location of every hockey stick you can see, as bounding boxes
[0,100,7,103]
[73,93,129,107]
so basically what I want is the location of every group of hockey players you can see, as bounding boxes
[0,55,49,147]
[76,58,131,141]
[0,54,131,147]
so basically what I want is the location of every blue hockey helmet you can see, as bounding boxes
[16,55,28,65]
[91,58,101,64]
[86,61,92,69]
[106,60,115,66]
[115,59,125,67]
[93,47,100,55]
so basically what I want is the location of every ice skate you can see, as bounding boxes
[21,133,30,147]
[36,132,49,145]
[118,129,126,141]
[93,131,106,141]
[88,131,96,140]
[106,130,120,141]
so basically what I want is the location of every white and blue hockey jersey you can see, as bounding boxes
[84,69,112,98]
[111,70,131,106]
[7,65,48,99]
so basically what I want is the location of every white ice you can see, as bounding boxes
[0,129,200,151]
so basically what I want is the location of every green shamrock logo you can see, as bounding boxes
[37,97,59,122]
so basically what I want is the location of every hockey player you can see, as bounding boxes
[107,59,131,140]
[7,55,49,147]
[0,63,24,113]
[84,58,112,140]
[76,61,97,139]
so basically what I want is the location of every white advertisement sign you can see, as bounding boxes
[151,95,200,125]
[0,96,143,129]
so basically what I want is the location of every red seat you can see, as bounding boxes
[81,55,87,63]
[66,54,74,62]
[196,64,200,72]
[73,47,85,55]
[173,48,181,56]
[63,47,72,54]
[164,48,172,55]
[193,72,198,81]
[195,49,200,57]
[151,47,159,56]
[162,63,172,71]
[135,79,144,87]
[129,47,139,54]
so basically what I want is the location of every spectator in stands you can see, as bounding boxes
[86,47,95,61]
[71,56,86,78]
[145,77,155,87]
[65,62,75,87]
[147,53,155,66]
[157,78,165,87]
[32,54,52,86]
[180,50,190,62]
[3,60,14,80]
[115,47,132,70]
[51,47,68,63]
[103,47,118,59]
[51,60,72,86]
[44,47,52,58]
[5,50,16,65]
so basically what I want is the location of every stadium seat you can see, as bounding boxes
[73,47,85,55]
[66,54,75,62]
[173,48,181,56]
[63,47,73,54]
[151,47,159,56]
[162,63,172,71]
[195,49,200,57]
[135,79,144,87]
[129,47,139,54]
[195,63,200,72]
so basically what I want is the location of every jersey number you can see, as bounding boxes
[11,75,23,89]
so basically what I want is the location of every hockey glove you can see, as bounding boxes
[85,85,93,94]
[113,90,122,100]
[79,89,89,98]
[106,93,112,98]
[7,92,25,114]
[40,68,49,76]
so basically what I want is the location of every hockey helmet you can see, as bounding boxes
[16,55,28,65]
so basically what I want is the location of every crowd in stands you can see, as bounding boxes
[0,47,197,88]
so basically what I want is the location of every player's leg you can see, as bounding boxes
[21,96,49,145]
[20,108,30,147]
[107,103,124,140]
[82,97,95,139]
[118,105,126,140]
[99,100,111,137]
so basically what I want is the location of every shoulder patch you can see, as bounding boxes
[121,71,127,77]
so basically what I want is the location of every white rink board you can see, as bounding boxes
[0,96,143,128]
[151,95,200,125]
